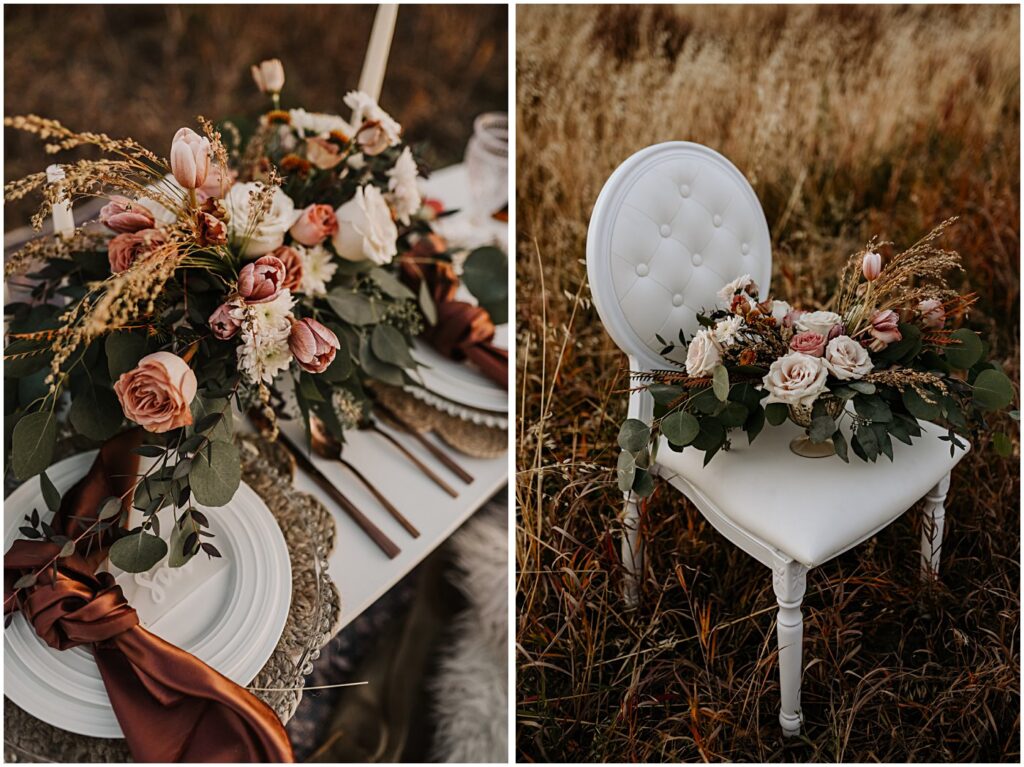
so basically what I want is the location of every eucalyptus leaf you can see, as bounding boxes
[853,394,892,423]
[992,432,1013,458]
[190,440,241,507]
[660,411,699,447]
[39,471,61,513]
[109,532,168,573]
[461,246,508,324]
[418,280,438,325]
[327,290,383,325]
[358,339,406,386]
[105,332,148,379]
[168,518,197,568]
[12,411,56,480]
[712,365,729,402]
[809,415,837,443]
[944,328,983,370]
[973,368,1014,411]
[903,388,940,420]
[69,386,123,441]
[370,268,416,300]
[765,402,789,426]
[371,325,417,369]
[617,418,650,452]
[632,468,655,497]
[616,450,636,493]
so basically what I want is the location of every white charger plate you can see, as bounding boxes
[4,451,292,738]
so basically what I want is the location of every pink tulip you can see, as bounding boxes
[170,127,211,190]
[251,59,285,94]
[289,317,340,373]
[867,309,902,351]
[918,298,945,329]
[289,204,338,246]
[100,196,155,233]
[209,302,241,340]
[238,255,287,303]
[862,251,883,282]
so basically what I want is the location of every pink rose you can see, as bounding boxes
[209,302,241,340]
[862,251,883,281]
[867,309,902,351]
[289,204,338,246]
[918,299,945,329]
[305,136,344,170]
[270,246,304,292]
[113,351,198,433]
[289,318,340,373]
[170,127,211,190]
[100,196,155,233]
[108,228,165,273]
[238,255,287,303]
[789,331,826,357]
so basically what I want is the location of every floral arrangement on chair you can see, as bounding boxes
[617,219,1016,496]
[3,59,501,574]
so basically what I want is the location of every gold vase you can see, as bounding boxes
[787,396,845,459]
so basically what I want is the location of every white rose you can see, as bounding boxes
[762,352,829,407]
[824,335,874,381]
[685,329,721,377]
[332,185,399,265]
[387,147,422,225]
[795,310,842,337]
[226,182,299,257]
[712,316,743,347]
[717,274,757,304]
[770,300,793,324]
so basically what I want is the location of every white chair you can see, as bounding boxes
[585,142,969,737]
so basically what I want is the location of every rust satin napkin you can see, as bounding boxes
[400,241,509,390]
[3,429,294,762]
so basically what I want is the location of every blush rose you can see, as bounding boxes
[113,352,198,433]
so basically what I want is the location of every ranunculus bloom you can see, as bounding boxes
[170,127,211,190]
[868,309,902,351]
[918,298,945,329]
[100,196,155,233]
[761,352,829,408]
[108,228,165,273]
[824,335,874,381]
[789,331,826,357]
[332,185,399,265]
[209,302,241,340]
[251,58,285,94]
[225,182,298,257]
[685,328,720,377]
[290,204,338,246]
[197,212,228,247]
[114,351,198,433]
[796,310,842,338]
[238,255,287,303]
[305,136,344,170]
[862,251,883,281]
[289,317,340,373]
[270,245,304,292]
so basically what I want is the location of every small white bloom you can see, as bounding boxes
[795,310,842,338]
[343,90,402,146]
[237,333,292,384]
[225,182,300,257]
[685,328,721,377]
[332,185,399,265]
[387,147,422,225]
[717,274,757,305]
[770,300,793,324]
[296,244,338,297]
[234,291,295,384]
[762,352,829,408]
[712,316,744,347]
[287,108,355,137]
[824,335,874,381]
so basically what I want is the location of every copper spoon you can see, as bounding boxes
[361,421,459,498]
[372,401,475,485]
[309,418,420,538]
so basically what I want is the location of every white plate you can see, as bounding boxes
[4,451,291,738]
[409,339,508,415]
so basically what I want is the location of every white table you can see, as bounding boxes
[290,163,508,632]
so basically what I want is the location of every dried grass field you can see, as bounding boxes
[516,5,1020,762]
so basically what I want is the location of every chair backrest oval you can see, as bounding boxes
[586,142,772,371]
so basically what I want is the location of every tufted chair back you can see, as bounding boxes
[586,142,772,372]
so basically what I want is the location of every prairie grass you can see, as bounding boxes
[516,5,1019,761]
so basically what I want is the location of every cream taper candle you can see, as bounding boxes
[357,4,398,103]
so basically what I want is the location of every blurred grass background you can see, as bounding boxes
[4,3,507,228]
[516,4,1019,762]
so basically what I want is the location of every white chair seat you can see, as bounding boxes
[654,420,969,568]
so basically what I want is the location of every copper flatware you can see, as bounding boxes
[372,402,475,485]
[363,422,459,498]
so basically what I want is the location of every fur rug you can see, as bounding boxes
[430,495,508,762]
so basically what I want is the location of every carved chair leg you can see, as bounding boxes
[621,495,642,607]
[921,472,951,577]
[773,558,808,736]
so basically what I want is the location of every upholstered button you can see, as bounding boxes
[659,224,671,237]
[741,242,750,255]
[636,263,649,276]
[680,184,690,197]
[713,214,722,227]
[672,294,684,307]
[691,253,702,266]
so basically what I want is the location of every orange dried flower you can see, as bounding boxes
[280,154,311,175]
[266,110,291,125]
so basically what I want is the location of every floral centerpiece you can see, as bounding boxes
[616,220,1016,497]
[3,59,497,574]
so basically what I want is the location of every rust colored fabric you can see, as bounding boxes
[4,430,294,762]
[400,241,508,390]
